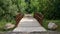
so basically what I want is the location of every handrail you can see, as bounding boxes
[15,13,24,27]
[34,13,44,25]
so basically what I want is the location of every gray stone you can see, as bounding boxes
[4,23,15,30]
[48,22,58,30]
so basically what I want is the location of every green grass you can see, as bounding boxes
[0,19,16,32]
[42,19,60,31]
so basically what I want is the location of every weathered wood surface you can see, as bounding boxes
[13,14,46,32]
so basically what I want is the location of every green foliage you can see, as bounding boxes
[16,0,27,13]
[30,0,40,12]
[25,0,60,20]
[32,0,60,20]
[0,0,18,22]
[0,0,60,20]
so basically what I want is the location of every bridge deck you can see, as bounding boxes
[13,14,46,32]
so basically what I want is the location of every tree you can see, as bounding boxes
[0,0,18,22]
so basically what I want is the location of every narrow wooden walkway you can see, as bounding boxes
[13,14,46,32]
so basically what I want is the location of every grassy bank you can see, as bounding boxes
[42,20,60,31]
[0,19,16,32]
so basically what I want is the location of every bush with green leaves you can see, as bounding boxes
[0,0,18,22]
[0,0,60,20]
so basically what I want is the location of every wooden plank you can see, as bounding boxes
[13,15,46,32]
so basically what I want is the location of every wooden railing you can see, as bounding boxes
[15,13,24,27]
[34,13,44,25]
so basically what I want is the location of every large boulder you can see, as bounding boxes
[48,22,58,30]
[4,23,15,30]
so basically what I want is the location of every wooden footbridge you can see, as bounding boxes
[13,13,47,32]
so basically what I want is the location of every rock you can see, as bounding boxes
[52,24,58,29]
[48,22,58,30]
[4,23,15,30]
